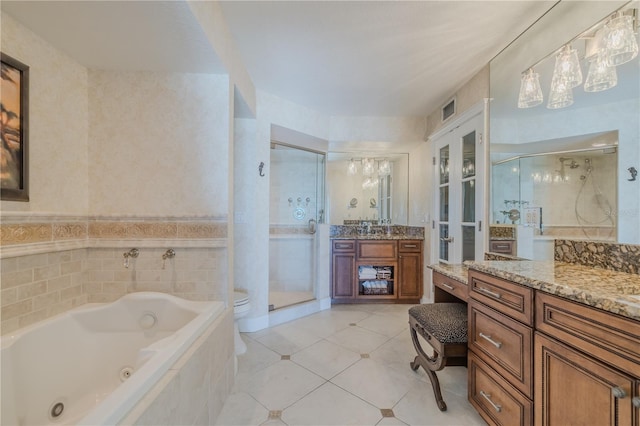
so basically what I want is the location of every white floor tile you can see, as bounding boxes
[214,391,268,426]
[393,381,485,426]
[282,382,382,425]
[376,416,409,426]
[216,304,483,426]
[331,358,421,409]
[291,339,361,379]
[254,322,323,355]
[357,312,409,338]
[237,337,282,375]
[234,360,325,411]
[326,325,390,354]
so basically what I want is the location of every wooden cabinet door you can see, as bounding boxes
[331,253,355,299]
[398,251,421,299]
[535,333,634,426]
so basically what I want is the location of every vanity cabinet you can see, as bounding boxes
[330,239,423,303]
[466,269,640,426]
[467,270,534,426]
[331,240,356,299]
[398,240,423,300]
[534,292,640,426]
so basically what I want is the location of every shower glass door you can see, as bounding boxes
[269,143,325,310]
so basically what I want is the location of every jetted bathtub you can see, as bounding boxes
[1,292,224,425]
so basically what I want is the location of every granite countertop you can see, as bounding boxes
[331,235,424,240]
[429,263,468,284]
[464,261,640,320]
[489,237,516,241]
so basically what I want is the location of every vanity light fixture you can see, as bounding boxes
[547,73,574,109]
[517,68,543,108]
[347,159,358,176]
[378,159,391,176]
[362,158,375,176]
[553,45,583,88]
[584,51,618,92]
[604,12,638,66]
[517,6,637,109]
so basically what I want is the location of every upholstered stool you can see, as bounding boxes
[408,303,468,411]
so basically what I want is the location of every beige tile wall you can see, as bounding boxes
[0,217,229,335]
[84,247,227,303]
[1,249,88,335]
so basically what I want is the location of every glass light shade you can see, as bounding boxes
[584,52,618,92]
[378,159,391,176]
[604,14,639,67]
[517,69,543,108]
[547,75,574,109]
[362,158,375,176]
[362,176,378,189]
[553,45,582,88]
[347,159,358,176]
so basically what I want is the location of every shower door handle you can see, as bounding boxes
[308,218,317,235]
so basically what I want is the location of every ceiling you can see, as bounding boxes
[2,0,557,117]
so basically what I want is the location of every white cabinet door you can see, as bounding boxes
[432,110,485,264]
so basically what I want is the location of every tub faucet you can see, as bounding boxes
[123,248,139,268]
[162,249,176,269]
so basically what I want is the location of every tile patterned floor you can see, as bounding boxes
[216,304,485,426]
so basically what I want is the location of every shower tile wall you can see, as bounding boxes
[493,153,617,237]
[270,155,319,225]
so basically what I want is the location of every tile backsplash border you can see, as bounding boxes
[1,214,228,258]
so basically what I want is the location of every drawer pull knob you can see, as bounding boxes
[632,396,640,408]
[478,287,502,299]
[442,283,454,290]
[612,387,627,399]
[479,390,502,413]
[404,244,417,248]
[479,332,503,349]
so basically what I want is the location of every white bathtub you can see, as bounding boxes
[1,292,224,426]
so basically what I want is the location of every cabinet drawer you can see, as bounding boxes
[433,271,468,301]
[469,270,534,326]
[468,351,533,426]
[357,240,397,259]
[399,240,422,252]
[332,240,355,252]
[469,300,533,398]
[489,240,515,255]
[536,292,640,377]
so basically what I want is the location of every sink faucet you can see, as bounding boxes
[361,221,371,235]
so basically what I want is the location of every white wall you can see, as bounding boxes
[88,71,230,217]
[0,13,89,215]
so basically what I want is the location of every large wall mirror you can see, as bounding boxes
[490,0,639,259]
[326,152,409,225]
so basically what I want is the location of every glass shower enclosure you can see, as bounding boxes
[269,143,325,310]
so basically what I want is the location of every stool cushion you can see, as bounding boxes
[409,303,467,344]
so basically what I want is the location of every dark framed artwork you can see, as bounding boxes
[1,52,29,201]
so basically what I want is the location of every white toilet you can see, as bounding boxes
[233,290,250,355]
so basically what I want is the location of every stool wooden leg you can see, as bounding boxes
[409,327,448,411]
